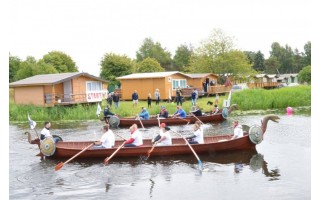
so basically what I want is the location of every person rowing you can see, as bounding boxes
[92,124,115,149]
[172,106,187,118]
[124,124,143,147]
[137,107,150,120]
[152,123,172,146]
[159,106,169,118]
[186,121,204,144]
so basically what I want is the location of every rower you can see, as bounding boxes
[186,121,204,144]
[124,124,143,147]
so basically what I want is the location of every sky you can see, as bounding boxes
[9,0,312,77]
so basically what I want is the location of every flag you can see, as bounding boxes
[27,113,37,129]
[96,103,102,117]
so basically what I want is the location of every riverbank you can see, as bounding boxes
[9,85,311,122]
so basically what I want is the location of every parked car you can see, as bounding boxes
[231,85,245,92]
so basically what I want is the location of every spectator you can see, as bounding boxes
[191,89,197,106]
[113,92,120,109]
[154,89,160,105]
[147,93,152,108]
[132,90,139,108]
[176,87,183,106]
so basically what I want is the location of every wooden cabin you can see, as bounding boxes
[247,74,279,89]
[116,71,191,100]
[9,72,109,107]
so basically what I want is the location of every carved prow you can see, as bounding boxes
[228,104,239,114]
[261,114,280,134]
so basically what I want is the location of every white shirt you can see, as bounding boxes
[131,129,143,146]
[100,130,115,148]
[158,131,172,145]
[233,124,243,139]
[193,127,204,144]
[40,128,51,140]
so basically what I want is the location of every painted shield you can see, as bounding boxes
[248,125,263,144]
[222,108,228,119]
[109,115,120,128]
[40,137,56,156]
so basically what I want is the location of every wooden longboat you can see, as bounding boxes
[29,115,279,160]
[108,104,238,128]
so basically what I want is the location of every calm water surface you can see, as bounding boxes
[9,114,311,200]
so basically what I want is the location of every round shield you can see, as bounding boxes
[109,115,120,128]
[222,108,228,119]
[52,135,63,142]
[248,125,263,144]
[249,153,264,171]
[40,137,56,156]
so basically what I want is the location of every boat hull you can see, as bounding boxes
[117,113,225,128]
[52,134,256,159]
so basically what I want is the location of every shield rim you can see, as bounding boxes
[40,137,56,156]
[248,124,263,144]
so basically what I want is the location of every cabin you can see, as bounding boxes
[116,71,191,100]
[281,74,299,85]
[9,72,109,107]
[247,74,279,89]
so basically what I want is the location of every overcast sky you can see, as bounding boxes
[9,0,312,76]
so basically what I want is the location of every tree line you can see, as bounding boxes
[9,28,311,85]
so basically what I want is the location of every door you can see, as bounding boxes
[63,80,72,102]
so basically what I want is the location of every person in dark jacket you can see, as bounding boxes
[132,90,139,108]
[147,93,152,108]
[113,92,120,109]
[176,87,183,106]
[159,106,169,118]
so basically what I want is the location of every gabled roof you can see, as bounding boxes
[116,71,190,80]
[9,72,109,87]
[281,73,298,78]
[186,73,218,78]
[253,74,266,78]
[265,74,279,79]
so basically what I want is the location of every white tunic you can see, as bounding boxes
[40,128,51,140]
[233,124,244,139]
[131,129,143,146]
[157,131,172,146]
[193,127,204,144]
[100,130,115,148]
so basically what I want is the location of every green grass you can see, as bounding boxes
[9,85,311,122]
[231,85,311,110]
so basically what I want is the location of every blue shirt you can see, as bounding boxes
[139,110,150,120]
[132,92,139,100]
[174,109,187,118]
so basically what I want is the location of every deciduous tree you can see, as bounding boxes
[135,58,164,73]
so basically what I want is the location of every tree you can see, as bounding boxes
[269,42,294,73]
[39,51,78,73]
[135,58,164,73]
[298,65,311,84]
[303,41,311,66]
[189,28,236,72]
[9,55,21,83]
[136,38,172,70]
[264,57,280,74]
[173,44,193,71]
[100,53,134,86]
[14,56,58,81]
[253,51,265,72]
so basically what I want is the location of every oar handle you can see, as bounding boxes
[114,132,127,141]
[64,143,94,165]
[104,141,126,165]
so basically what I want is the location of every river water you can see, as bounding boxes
[9,113,311,200]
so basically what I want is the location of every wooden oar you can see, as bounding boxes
[137,115,146,130]
[157,114,160,127]
[55,143,94,171]
[104,141,126,165]
[146,142,158,159]
[172,130,203,170]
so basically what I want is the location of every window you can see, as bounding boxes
[172,79,187,90]
[86,81,102,91]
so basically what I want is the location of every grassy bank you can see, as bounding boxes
[231,85,311,110]
[9,85,311,122]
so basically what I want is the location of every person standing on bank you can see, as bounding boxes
[113,92,120,109]
[132,90,139,108]
[147,93,152,108]
[176,87,183,106]
[191,89,197,106]
[154,89,160,105]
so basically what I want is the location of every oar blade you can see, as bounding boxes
[104,157,109,165]
[54,162,64,171]
[198,160,203,170]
